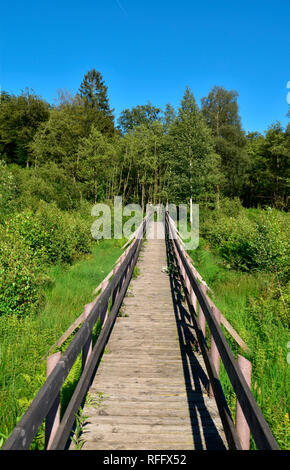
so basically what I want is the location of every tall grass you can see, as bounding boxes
[188,237,290,449]
[0,239,123,448]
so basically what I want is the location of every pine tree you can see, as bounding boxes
[77,69,115,136]
[162,103,176,134]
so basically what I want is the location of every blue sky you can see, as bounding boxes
[0,0,289,134]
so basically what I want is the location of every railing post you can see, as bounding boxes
[101,278,110,324]
[209,304,221,397]
[45,351,61,449]
[182,252,198,314]
[111,265,119,307]
[236,355,252,450]
[187,263,197,313]
[119,254,127,293]
[180,257,186,284]
[190,285,197,314]
[180,247,188,285]
[185,268,190,299]
[176,246,183,280]
[82,305,93,371]
[199,284,207,338]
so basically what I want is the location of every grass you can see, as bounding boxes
[188,237,290,450]
[0,238,123,448]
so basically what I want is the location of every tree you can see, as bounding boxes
[242,131,265,206]
[260,123,290,208]
[201,85,249,198]
[117,102,162,134]
[0,89,50,166]
[242,124,290,208]
[201,85,241,136]
[77,126,116,202]
[162,103,176,134]
[30,106,81,174]
[166,87,223,205]
[77,69,115,136]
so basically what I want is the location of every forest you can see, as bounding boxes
[0,69,289,449]
[0,68,289,209]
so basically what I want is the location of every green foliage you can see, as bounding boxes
[166,86,223,204]
[30,105,83,171]
[202,204,289,280]
[0,71,289,450]
[17,163,81,211]
[77,68,115,136]
[0,240,123,448]
[70,407,88,450]
[1,77,289,210]
[201,85,249,198]
[77,126,117,202]
[189,222,289,449]
[201,85,242,133]
[0,161,18,221]
[6,202,92,267]
[243,123,290,208]
[117,101,162,134]
[0,201,92,318]
[0,229,45,317]
[0,89,50,166]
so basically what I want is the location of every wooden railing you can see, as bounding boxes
[165,211,279,451]
[2,213,152,451]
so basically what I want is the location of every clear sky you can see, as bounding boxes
[0,0,289,134]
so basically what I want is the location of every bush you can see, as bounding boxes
[253,209,289,279]
[6,202,92,266]
[0,201,93,317]
[202,206,289,277]
[218,197,244,217]
[9,163,81,212]
[0,229,46,316]
[0,160,18,222]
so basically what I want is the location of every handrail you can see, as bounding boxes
[42,217,149,359]
[165,211,279,451]
[2,213,152,451]
[168,214,249,352]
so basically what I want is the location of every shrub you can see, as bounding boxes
[202,206,289,277]
[0,228,46,317]
[252,209,289,280]
[0,161,18,222]
[0,201,92,317]
[9,163,81,212]
[6,202,92,266]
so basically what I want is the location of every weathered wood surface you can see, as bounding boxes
[80,222,227,450]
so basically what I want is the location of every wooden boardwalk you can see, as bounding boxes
[81,222,227,450]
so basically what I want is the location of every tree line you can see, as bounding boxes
[0,69,289,210]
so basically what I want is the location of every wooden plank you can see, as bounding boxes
[81,224,228,451]
[165,226,242,450]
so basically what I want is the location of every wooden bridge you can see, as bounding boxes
[2,213,280,451]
